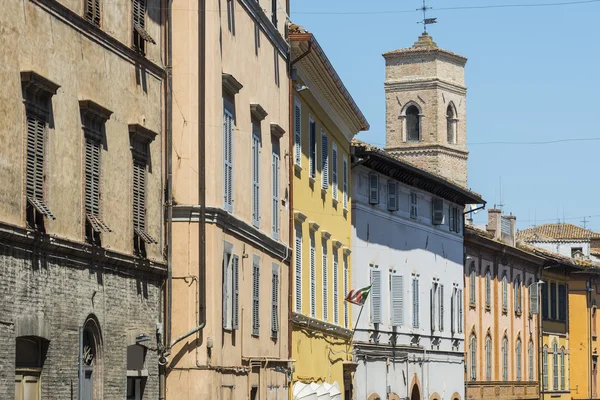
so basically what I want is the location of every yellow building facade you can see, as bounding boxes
[289,27,368,400]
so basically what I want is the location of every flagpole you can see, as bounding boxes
[350,303,366,344]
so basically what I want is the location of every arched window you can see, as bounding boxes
[469,261,476,305]
[81,315,103,399]
[516,338,522,381]
[405,105,420,142]
[502,336,509,381]
[529,341,534,381]
[553,341,559,390]
[446,104,457,144]
[543,346,549,389]
[514,277,522,314]
[470,334,477,381]
[560,347,566,390]
[485,268,492,308]
[485,335,492,381]
[502,273,508,312]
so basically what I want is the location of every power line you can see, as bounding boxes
[293,0,600,15]
[468,137,600,146]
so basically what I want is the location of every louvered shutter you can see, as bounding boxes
[387,181,397,211]
[252,257,260,336]
[343,157,348,209]
[309,119,316,177]
[271,263,279,338]
[223,109,234,211]
[370,269,382,324]
[295,229,302,312]
[252,132,260,227]
[294,103,301,165]
[343,257,349,328]
[232,255,240,330]
[310,235,316,317]
[502,275,508,311]
[413,278,419,328]
[85,138,101,217]
[439,284,444,331]
[322,242,328,321]
[222,253,231,329]
[272,151,280,239]
[449,207,455,231]
[391,275,404,326]
[331,145,338,201]
[410,192,418,219]
[133,160,146,230]
[458,289,464,333]
[430,285,436,331]
[451,289,456,333]
[25,111,55,219]
[85,0,101,26]
[432,198,444,225]
[530,282,539,315]
[321,133,328,189]
[368,173,379,204]
[333,253,339,325]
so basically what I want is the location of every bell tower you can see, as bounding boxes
[383,33,469,187]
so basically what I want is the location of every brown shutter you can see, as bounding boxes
[26,111,55,219]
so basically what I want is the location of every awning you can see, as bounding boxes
[292,381,341,400]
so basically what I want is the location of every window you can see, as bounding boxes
[391,274,404,326]
[310,233,316,318]
[438,284,444,331]
[558,284,567,321]
[80,316,103,399]
[371,267,382,324]
[252,255,260,336]
[502,336,508,381]
[485,268,492,308]
[322,240,328,321]
[449,206,461,232]
[542,281,549,319]
[515,277,522,314]
[469,262,476,305]
[550,282,557,320]
[543,346,548,389]
[447,104,457,144]
[530,280,540,315]
[294,100,301,166]
[405,105,420,141]
[553,341,558,390]
[412,276,420,328]
[308,117,316,178]
[333,252,339,325]
[560,348,565,390]
[485,336,492,381]
[127,345,147,400]
[223,98,235,212]
[271,140,280,239]
[470,335,477,380]
[15,337,44,400]
[386,181,398,211]
[130,125,157,257]
[369,173,379,205]
[332,143,338,201]
[251,119,261,227]
[132,0,155,54]
[343,255,349,328]
[409,192,418,219]
[453,288,464,334]
[271,263,279,339]
[84,0,101,26]
[432,198,444,225]
[502,273,508,312]
[81,101,112,246]
[222,244,239,330]
[516,339,522,381]
[571,247,583,257]
[431,283,438,331]
[321,131,329,190]
[294,227,302,312]
[529,341,534,381]
[458,289,464,333]
[343,156,348,210]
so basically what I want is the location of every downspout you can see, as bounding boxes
[589,277,593,400]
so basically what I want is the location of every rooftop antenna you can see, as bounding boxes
[582,216,589,229]
[418,0,437,33]
[497,177,505,211]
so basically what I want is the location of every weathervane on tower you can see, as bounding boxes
[418,0,437,33]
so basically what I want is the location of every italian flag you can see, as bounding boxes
[345,285,372,306]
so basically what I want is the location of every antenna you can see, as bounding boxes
[582,216,589,229]
[497,177,505,211]
[418,0,437,33]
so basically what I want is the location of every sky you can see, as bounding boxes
[289,0,600,232]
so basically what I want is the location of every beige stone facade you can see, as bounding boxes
[168,0,291,399]
[383,33,469,187]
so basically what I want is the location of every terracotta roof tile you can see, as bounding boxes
[517,223,600,242]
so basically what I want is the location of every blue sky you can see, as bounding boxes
[290,0,600,232]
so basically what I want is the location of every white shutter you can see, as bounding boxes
[368,173,379,204]
[294,101,301,166]
[458,289,464,333]
[252,256,260,336]
[431,285,436,331]
[432,198,444,225]
[530,282,539,315]
[410,192,418,219]
[451,288,456,334]
[391,275,404,326]
[322,241,328,321]
[370,269,382,324]
[232,255,240,330]
[252,131,260,227]
[271,263,279,338]
[222,252,232,330]
[332,144,338,201]
[333,253,339,325]
[413,278,419,328]
[439,284,444,332]
[321,132,329,189]
[343,256,349,328]
[343,156,348,209]
[272,150,280,239]
[310,235,316,317]
[295,229,302,312]
[387,181,397,211]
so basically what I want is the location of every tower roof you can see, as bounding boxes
[383,33,467,64]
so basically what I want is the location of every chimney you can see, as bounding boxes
[504,215,517,247]
[486,209,502,240]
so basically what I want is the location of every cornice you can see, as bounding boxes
[237,0,289,59]
[387,145,469,160]
[291,312,353,339]
[385,78,467,96]
[172,205,291,262]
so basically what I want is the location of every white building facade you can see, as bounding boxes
[350,142,484,400]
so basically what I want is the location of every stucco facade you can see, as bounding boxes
[167,0,291,399]
[0,0,166,398]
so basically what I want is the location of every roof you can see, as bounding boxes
[382,33,467,64]
[352,139,484,206]
[517,223,600,242]
[289,24,369,132]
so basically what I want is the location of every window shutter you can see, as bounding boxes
[322,242,328,321]
[321,132,329,189]
[85,138,101,217]
[222,253,231,330]
[26,112,55,219]
[133,160,146,231]
[391,275,404,326]
[370,269,381,324]
[387,181,397,211]
[85,0,101,26]
[271,263,279,338]
[451,289,455,333]
[343,156,348,209]
[232,255,240,330]
[272,151,280,239]
[310,235,316,317]
[410,192,418,219]
[413,278,420,328]
[449,206,455,231]
[470,264,476,304]
[486,270,491,307]
[558,284,566,321]
[439,284,444,332]
[294,102,301,166]
[223,109,234,211]
[309,119,316,178]
[332,145,338,201]
[503,275,508,311]
[252,257,260,336]
[295,229,302,312]
[432,198,444,225]
[530,282,539,315]
[430,285,436,331]
[517,341,522,381]
[252,132,260,227]
[458,289,463,333]
[333,253,339,325]
[368,173,379,205]
[343,256,349,328]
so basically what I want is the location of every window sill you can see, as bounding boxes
[515,310,522,317]
[332,198,339,207]
[469,302,476,309]
[308,176,316,185]
[294,163,302,173]
[321,188,328,196]
[485,305,491,312]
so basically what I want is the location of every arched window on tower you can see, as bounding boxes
[447,104,457,144]
[405,105,420,142]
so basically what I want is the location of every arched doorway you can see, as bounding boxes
[411,385,420,400]
[80,315,103,399]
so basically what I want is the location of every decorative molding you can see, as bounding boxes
[20,71,60,95]
[342,246,352,256]
[250,103,268,121]
[321,230,332,241]
[308,221,320,232]
[294,211,308,224]
[79,100,113,121]
[291,312,352,339]
[237,0,289,59]
[332,239,343,249]
[385,79,467,96]
[222,73,243,95]
[129,124,158,144]
[270,123,285,138]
